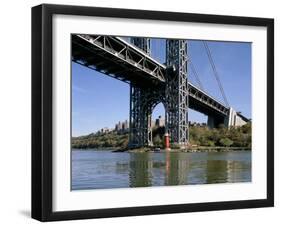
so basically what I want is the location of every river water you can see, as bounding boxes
[72,149,251,190]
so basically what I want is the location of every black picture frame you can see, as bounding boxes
[32,3,274,222]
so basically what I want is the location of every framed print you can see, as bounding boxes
[31,4,274,221]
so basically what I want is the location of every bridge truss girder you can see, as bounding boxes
[73,34,165,86]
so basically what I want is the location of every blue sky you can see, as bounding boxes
[72,38,251,136]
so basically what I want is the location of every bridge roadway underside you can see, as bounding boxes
[72,34,229,124]
[189,96,226,127]
[72,34,165,88]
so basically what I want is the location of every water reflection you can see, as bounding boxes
[129,153,153,187]
[72,149,251,190]
[164,152,190,186]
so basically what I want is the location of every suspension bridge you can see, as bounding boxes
[72,34,249,148]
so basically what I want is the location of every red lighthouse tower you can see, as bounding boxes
[164,133,170,150]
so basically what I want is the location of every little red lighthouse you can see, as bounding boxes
[164,133,170,150]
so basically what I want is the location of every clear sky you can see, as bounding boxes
[72,38,251,136]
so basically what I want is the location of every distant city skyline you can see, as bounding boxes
[85,116,208,138]
[72,38,251,136]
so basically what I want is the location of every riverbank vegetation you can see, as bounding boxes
[189,122,251,148]
[72,132,129,149]
[72,122,251,150]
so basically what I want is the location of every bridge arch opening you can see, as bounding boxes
[151,102,166,147]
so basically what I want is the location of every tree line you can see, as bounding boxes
[188,122,251,148]
[72,122,251,149]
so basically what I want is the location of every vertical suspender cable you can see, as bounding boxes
[186,42,204,91]
[188,58,204,91]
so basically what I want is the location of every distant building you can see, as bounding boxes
[115,121,122,131]
[115,119,129,134]
[100,127,110,134]
[155,116,165,127]
[122,120,129,131]
[189,121,207,127]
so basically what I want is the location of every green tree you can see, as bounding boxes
[153,135,163,147]
[219,138,233,147]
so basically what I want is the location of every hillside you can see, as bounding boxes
[72,122,251,149]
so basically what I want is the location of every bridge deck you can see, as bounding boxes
[72,34,165,87]
[72,34,229,117]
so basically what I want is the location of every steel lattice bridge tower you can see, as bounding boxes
[72,35,249,148]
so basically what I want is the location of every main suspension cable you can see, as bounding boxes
[202,41,229,106]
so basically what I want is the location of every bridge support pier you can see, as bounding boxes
[207,115,228,128]
[225,107,248,127]
[129,38,189,148]
[207,116,215,129]
[165,40,189,147]
[129,85,164,147]
[129,86,152,147]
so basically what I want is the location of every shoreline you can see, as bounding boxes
[72,146,251,153]
[126,146,251,153]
